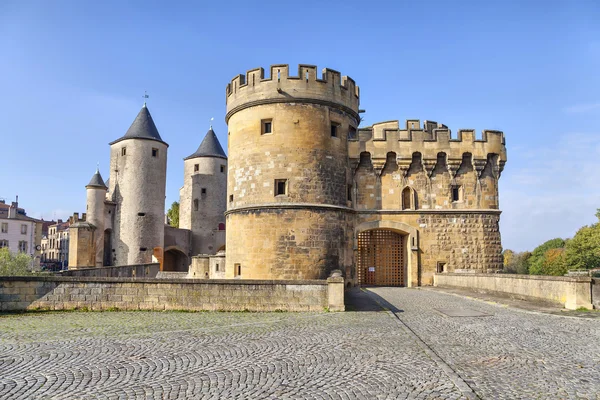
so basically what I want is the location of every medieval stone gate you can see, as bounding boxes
[357,229,406,286]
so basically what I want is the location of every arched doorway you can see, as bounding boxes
[103,229,112,266]
[357,229,406,286]
[163,248,189,272]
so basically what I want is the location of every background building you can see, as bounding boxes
[0,198,43,268]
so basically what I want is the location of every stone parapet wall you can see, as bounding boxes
[0,276,344,312]
[434,273,594,310]
[62,263,160,278]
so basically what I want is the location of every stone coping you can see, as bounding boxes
[0,276,328,285]
[436,273,592,283]
[65,263,159,271]
[358,209,502,215]
[226,203,502,215]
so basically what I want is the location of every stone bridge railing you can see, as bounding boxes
[434,273,595,310]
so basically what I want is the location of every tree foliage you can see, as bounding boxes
[167,201,180,228]
[528,238,566,275]
[564,214,600,270]
[0,248,32,276]
[503,250,531,274]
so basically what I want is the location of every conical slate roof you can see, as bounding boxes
[86,169,107,189]
[184,127,227,160]
[109,105,167,146]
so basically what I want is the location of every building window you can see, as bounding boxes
[275,179,288,196]
[194,164,199,172]
[137,212,146,217]
[20,225,27,234]
[193,199,199,211]
[1,223,7,233]
[347,185,352,201]
[201,188,207,195]
[348,126,357,140]
[121,147,126,156]
[218,223,225,231]
[18,241,27,253]
[215,263,219,272]
[220,165,225,173]
[0,240,8,248]
[437,262,447,273]
[451,185,462,202]
[152,148,158,157]
[402,187,412,210]
[331,123,339,137]
[229,195,234,202]
[140,247,147,252]
[261,119,272,135]
[234,263,241,277]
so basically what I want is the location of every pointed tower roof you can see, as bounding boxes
[109,105,168,146]
[86,168,107,189]
[184,127,227,160]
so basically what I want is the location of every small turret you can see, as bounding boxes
[86,168,107,267]
[179,127,227,255]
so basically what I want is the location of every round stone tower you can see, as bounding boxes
[85,168,107,267]
[179,127,227,255]
[225,64,360,279]
[108,104,168,265]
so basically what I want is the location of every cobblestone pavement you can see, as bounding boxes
[0,288,598,399]
[368,287,600,400]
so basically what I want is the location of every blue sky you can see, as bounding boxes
[1,0,599,251]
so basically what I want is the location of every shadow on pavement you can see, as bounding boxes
[345,287,404,313]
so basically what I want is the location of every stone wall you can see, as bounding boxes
[434,273,594,310]
[62,263,160,278]
[355,212,501,286]
[0,275,344,312]
[226,208,354,280]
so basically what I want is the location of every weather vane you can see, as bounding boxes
[210,117,214,129]
[143,90,149,106]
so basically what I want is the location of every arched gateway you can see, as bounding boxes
[357,229,406,286]
[354,220,417,287]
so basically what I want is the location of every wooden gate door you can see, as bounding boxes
[357,229,405,286]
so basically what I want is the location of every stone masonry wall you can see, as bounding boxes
[226,208,353,280]
[0,276,342,312]
[356,212,502,286]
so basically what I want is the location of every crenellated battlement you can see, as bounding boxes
[225,64,360,123]
[349,119,507,170]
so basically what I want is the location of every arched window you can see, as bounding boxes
[402,187,418,210]
[402,187,412,210]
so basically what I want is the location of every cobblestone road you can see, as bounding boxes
[0,288,598,399]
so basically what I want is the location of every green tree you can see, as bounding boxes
[542,248,568,276]
[0,248,32,276]
[564,215,600,270]
[166,201,180,228]
[503,250,531,274]
[528,238,566,275]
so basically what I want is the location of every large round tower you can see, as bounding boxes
[179,127,227,255]
[85,168,107,267]
[108,105,168,265]
[225,64,360,279]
